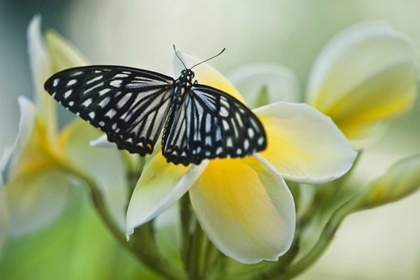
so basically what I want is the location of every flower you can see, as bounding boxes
[126,51,357,264]
[306,22,417,147]
[228,22,417,149]
[357,154,420,210]
[0,16,127,243]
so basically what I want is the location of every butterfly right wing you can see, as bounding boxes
[44,65,175,156]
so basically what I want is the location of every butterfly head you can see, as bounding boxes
[180,69,195,81]
[177,69,196,89]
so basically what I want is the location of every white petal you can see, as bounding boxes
[126,145,208,235]
[6,170,70,236]
[306,22,416,143]
[3,97,37,182]
[63,120,128,230]
[227,63,301,107]
[153,203,182,259]
[254,102,357,183]
[89,134,115,148]
[27,15,56,128]
[190,156,295,264]
[361,154,420,208]
[45,30,90,71]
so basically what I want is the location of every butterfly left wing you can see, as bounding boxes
[44,65,175,156]
[162,84,267,165]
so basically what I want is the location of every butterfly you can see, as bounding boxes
[44,48,267,166]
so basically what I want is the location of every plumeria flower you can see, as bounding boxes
[0,16,127,245]
[230,22,417,149]
[357,154,420,210]
[125,51,357,264]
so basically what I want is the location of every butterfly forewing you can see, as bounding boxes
[162,85,267,165]
[44,66,175,155]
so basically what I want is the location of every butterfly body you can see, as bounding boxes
[44,65,267,166]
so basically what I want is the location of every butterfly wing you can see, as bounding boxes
[162,84,267,165]
[44,66,175,156]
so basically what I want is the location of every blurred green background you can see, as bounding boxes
[1,0,419,279]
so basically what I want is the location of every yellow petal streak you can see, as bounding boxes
[319,58,416,140]
[14,118,67,180]
[126,143,193,229]
[255,103,356,182]
[307,23,417,142]
[190,157,294,263]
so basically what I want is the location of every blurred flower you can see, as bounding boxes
[126,52,357,264]
[308,22,417,148]
[357,154,420,209]
[230,22,417,149]
[0,16,127,244]
[227,63,301,107]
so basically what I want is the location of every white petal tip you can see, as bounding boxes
[126,228,134,241]
[89,134,113,148]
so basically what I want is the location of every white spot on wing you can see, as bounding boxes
[85,82,104,94]
[244,139,250,150]
[99,96,110,108]
[53,78,60,87]
[82,98,93,107]
[67,79,77,86]
[111,79,122,87]
[117,93,132,108]
[99,88,111,96]
[106,109,117,119]
[226,138,233,147]
[86,75,103,84]
[220,106,229,117]
[71,71,84,77]
[64,90,72,99]
[114,73,129,78]
[222,120,230,130]
[205,136,212,146]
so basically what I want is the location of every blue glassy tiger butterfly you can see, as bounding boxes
[44,47,267,166]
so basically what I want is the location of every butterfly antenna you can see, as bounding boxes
[173,45,188,69]
[191,48,226,69]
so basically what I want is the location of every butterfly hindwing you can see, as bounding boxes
[162,84,267,165]
[44,66,175,155]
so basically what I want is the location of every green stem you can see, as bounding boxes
[299,151,363,227]
[189,224,206,279]
[181,193,193,275]
[251,236,300,280]
[62,163,184,280]
[203,240,218,276]
[278,196,363,280]
[131,223,185,280]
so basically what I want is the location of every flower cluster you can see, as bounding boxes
[0,16,418,280]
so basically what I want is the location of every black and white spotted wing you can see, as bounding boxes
[162,85,267,165]
[44,66,174,156]
[44,65,268,165]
